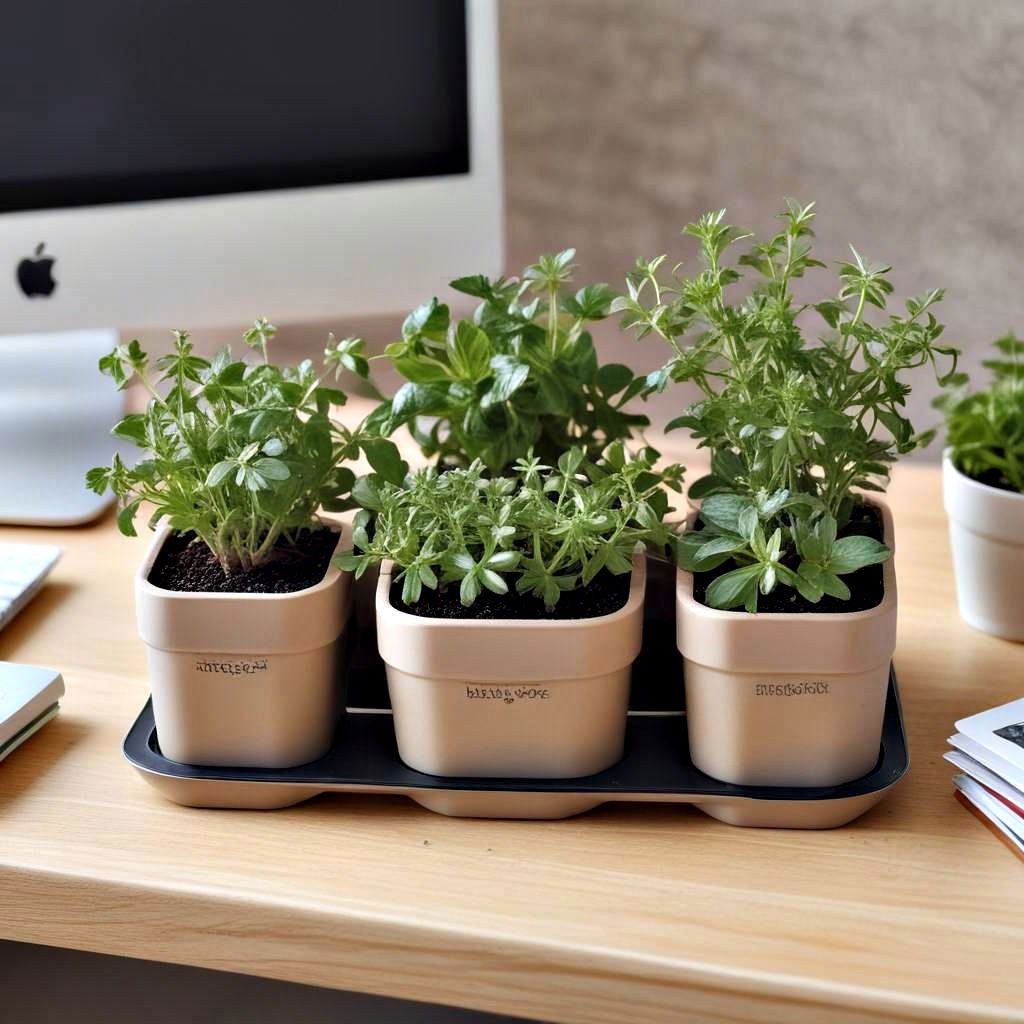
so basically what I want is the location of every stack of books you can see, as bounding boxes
[946,698,1024,860]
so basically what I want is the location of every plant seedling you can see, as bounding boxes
[87,320,407,573]
[936,333,1024,493]
[614,201,960,611]
[370,251,650,474]
[338,444,682,610]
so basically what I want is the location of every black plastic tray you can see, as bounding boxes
[123,559,909,827]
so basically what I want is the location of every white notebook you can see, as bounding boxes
[0,663,64,762]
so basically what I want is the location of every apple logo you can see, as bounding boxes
[17,242,57,298]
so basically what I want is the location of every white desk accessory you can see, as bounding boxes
[0,543,61,632]
[0,663,64,763]
[0,329,123,525]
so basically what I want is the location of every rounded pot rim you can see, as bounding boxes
[943,450,1024,502]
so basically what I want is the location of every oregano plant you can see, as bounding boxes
[614,200,961,611]
[370,250,650,474]
[87,319,407,573]
[935,333,1024,493]
[338,444,682,610]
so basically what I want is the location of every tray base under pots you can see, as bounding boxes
[123,666,907,828]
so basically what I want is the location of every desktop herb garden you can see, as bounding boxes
[372,250,650,474]
[95,200,955,795]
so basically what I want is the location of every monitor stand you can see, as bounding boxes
[0,329,124,526]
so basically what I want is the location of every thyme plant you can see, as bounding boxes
[614,201,960,611]
[372,250,649,473]
[936,333,1024,492]
[87,320,407,573]
[338,445,681,609]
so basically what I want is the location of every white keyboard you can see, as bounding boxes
[0,543,61,632]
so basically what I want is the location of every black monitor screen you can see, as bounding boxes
[0,1,469,212]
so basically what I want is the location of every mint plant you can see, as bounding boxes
[338,444,681,609]
[614,201,960,611]
[936,334,1024,493]
[372,250,649,473]
[87,320,407,573]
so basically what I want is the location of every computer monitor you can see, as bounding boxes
[0,0,502,523]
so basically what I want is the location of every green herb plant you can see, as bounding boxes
[371,250,650,474]
[613,201,960,611]
[338,444,681,609]
[936,333,1024,493]
[87,319,408,574]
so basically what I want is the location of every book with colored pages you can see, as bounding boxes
[946,698,1024,863]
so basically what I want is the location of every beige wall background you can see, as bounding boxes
[141,0,1024,457]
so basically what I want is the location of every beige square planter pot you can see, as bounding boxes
[677,502,897,788]
[943,454,1024,641]
[136,525,352,768]
[375,555,646,778]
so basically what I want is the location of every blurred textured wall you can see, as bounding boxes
[499,0,1024,449]
[143,0,1024,455]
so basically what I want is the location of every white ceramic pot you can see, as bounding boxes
[677,501,897,788]
[944,454,1024,640]
[375,555,646,778]
[135,525,351,768]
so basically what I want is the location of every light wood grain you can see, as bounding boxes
[1,447,1022,1024]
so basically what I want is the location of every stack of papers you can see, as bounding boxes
[946,699,1024,861]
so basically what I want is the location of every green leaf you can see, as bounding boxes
[691,533,747,563]
[562,283,617,320]
[480,569,508,594]
[705,563,763,610]
[112,414,148,446]
[484,355,530,405]
[351,475,384,512]
[401,571,423,605]
[85,466,111,495]
[449,274,494,300]
[390,382,447,423]
[596,363,634,398]
[206,460,236,487]
[116,501,140,537]
[810,409,850,431]
[447,321,492,381]
[820,572,851,599]
[253,457,290,482]
[829,535,891,574]
[687,474,729,500]
[459,572,481,606]
[403,298,449,342]
[361,439,408,487]
[700,494,753,535]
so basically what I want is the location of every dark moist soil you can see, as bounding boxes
[148,529,338,594]
[692,504,886,614]
[392,568,631,620]
[969,467,1022,495]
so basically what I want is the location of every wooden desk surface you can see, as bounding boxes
[0,457,1022,1024]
